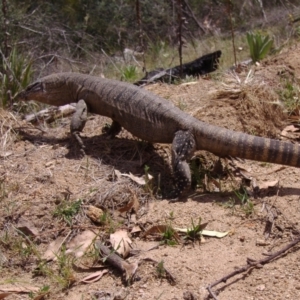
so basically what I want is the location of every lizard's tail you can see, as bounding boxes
[194,122,300,167]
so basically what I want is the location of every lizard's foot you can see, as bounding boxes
[167,188,192,201]
[171,130,196,199]
[72,131,86,156]
[102,120,122,139]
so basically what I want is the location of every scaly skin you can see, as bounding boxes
[17,72,300,197]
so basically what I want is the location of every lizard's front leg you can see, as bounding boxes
[70,99,88,152]
[171,130,196,198]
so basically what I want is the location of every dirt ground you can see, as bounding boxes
[1,43,300,300]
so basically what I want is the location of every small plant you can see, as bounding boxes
[55,246,76,289]
[53,199,82,226]
[246,31,273,63]
[233,185,254,216]
[29,285,50,299]
[161,224,178,246]
[168,211,175,220]
[177,99,187,111]
[184,218,205,242]
[156,260,166,278]
[0,47,33,107]
[34,260,53,277]
[144,164,154,195]
[278,80,300,115]
[121,65,138,82]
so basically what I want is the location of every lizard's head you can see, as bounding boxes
[17,74,72,106]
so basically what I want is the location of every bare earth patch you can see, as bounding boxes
[1,45,300,300]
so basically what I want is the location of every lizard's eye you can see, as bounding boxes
[26,81,43,93]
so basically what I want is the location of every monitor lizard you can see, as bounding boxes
[17,72,300,198]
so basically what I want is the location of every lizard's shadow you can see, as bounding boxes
[18,129,176,195]
[17,129,300,200]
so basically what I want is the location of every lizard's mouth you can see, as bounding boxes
[17,81,43,101]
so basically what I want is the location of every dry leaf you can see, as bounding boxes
[118,192,139,213]
[33,291,50,300]
[0,293,12,299]
[143,225,173,237]
[142,225,181,243]
[16,217,39,237]
[258,180,279,190]
[67,230,97,258]
[281,125,300,139]
[0,151,12,158]
[110,230,132,258]
[121,172,153,185]
[281,125,300,134]
[174,227,229,238]
[78,270,108,284]
[202,230,229,238]
[0,284,40,293]
[42,236,66,261]
[131,225,142,234]
[113,169,122,180]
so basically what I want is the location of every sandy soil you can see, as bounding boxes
[1,43,300,300]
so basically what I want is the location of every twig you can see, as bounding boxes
[135,0,146,72]
[13,24,44,35]
[176,0,183,78]
[226,0,237,66]
[182,0,206,34]
[33,54,80,64]
[101,48,121,74]
[2,0,9,57]
[95,241,138,281]
[207,235,300,299]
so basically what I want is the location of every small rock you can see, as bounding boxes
[256,284,266,291]
[256,239,270,246]
[86,205,104,223]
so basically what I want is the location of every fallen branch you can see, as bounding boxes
[134,50,222,86]
[24,103,76,123]
[95,241,138,282]
[207,235,300,300]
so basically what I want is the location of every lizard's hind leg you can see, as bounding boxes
[102,120,122,138]
[70,99,88,152]
[171,130,196,198]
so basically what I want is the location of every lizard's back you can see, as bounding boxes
[73,74,195,143]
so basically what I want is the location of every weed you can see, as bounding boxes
[233,185,254,216]
[0,47,33,107]
[53,199,82,226]
[34,260,53,277]
[156,260,166,278]
[55,245,76,289]
[177,99,187,111]
[121,65,139,82]
[190,157,205,190]
[278,80,300,115]
[143,164,154,196]
[168,211,175,220]
[161,224,178,246]
[246,31,273,63]
[184,218,204,242]
[222,197,237,211]
[28,285,50,299]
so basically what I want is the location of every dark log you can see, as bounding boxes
[134,50,221,86]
